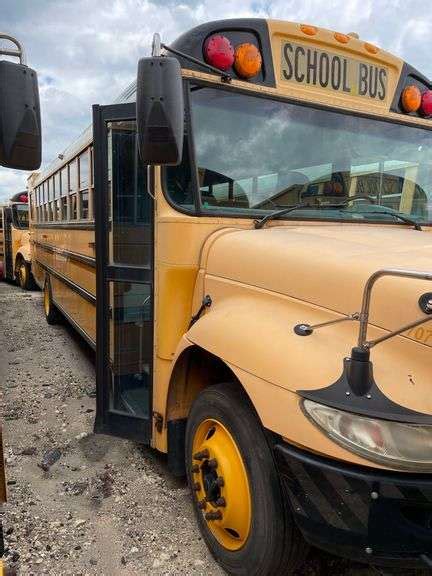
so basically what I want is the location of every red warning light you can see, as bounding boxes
[203,35,234,71]
[420,90,432,117]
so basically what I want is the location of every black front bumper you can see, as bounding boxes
[275,443,432,568]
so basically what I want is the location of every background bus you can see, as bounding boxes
[0,192,33,289]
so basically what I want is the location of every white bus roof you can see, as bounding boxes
[30,81,137,188]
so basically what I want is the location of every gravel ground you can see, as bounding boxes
[0,282,427,575]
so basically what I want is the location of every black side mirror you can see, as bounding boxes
[136,56,183,165]
[0,60,41,170]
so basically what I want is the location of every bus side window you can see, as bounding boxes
[70,194,77,220]
[61,166,68,220]
[79,150,89,220]
[69,159,78,220]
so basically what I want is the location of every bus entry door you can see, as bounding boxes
[93,103,153,443]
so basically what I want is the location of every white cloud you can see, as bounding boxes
[1,0,432,201]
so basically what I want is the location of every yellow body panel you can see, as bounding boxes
[31,226,96,344]
[268,20,403,116]
[11,227,30,269]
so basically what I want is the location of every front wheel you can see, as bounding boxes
[185,382,307,576]
[17,260,34,290]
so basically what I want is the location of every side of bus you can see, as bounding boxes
[29,143,96,347]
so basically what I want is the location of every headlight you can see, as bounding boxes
[302,399,432,471]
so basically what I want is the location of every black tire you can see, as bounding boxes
[185,382,308,576]
[43,277,60,325]
[17,259,34,291]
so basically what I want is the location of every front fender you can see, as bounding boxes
[187,288,355,394]
[187,276,431,417]
[16,244,31,264]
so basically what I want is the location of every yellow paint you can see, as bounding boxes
[267,20,403,115]
[31,226,96,343]
[192,418,251,550]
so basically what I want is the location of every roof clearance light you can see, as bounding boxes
[420,90,432,117]
[203,35,234,71]
[300,24,318,36]
[364,42,379,54]
[234,43,262,79]
[334,32,350,44]
[401,85,421,113]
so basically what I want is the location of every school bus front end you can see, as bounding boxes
[62,17,432,574]
[130,20,431,572]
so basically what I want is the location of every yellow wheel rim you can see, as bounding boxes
[191,418,251,551]
[44,284,50,316]
[20,263,27,287]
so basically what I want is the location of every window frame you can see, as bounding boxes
[162,79,432,225]
[78,148,91,220]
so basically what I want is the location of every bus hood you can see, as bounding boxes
[204,224,432,343]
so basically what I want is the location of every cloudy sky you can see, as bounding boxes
[1,0,431,201]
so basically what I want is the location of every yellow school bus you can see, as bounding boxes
[0,192,32,289]
[29,19,432,573]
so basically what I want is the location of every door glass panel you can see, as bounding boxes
[107,121,152,266]
[109,281,152,418]
[104,116,153,424]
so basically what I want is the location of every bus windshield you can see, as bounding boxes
[12,204,29,229]
[171,86,432,224]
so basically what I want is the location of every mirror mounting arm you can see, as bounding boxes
[161,43,232,83]
[0,33,26,65]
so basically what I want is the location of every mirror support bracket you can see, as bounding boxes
[0,33,26,65]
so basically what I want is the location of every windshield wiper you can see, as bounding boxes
[254,199,423,231]
[254,203,344,229]
[341,208,423,231]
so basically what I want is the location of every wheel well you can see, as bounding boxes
[166,345,241,423]
[15,253,23,270]
[166,345,252,476]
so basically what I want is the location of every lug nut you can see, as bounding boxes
[193,449,209,461]
[191,464,200,473]
[208,458,218,469]
[215,497,226,507]
[192,482,201,492]
[216,476,224,487]
[197,499,207,510]
[205,510,222,521]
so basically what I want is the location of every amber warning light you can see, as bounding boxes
[204,34,262,79]
[401,84,432,117]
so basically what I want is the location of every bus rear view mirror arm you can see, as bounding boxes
[295,268,432,346]
[0,33,41,170]
[136,56,184,166]
[294,268,432,395]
